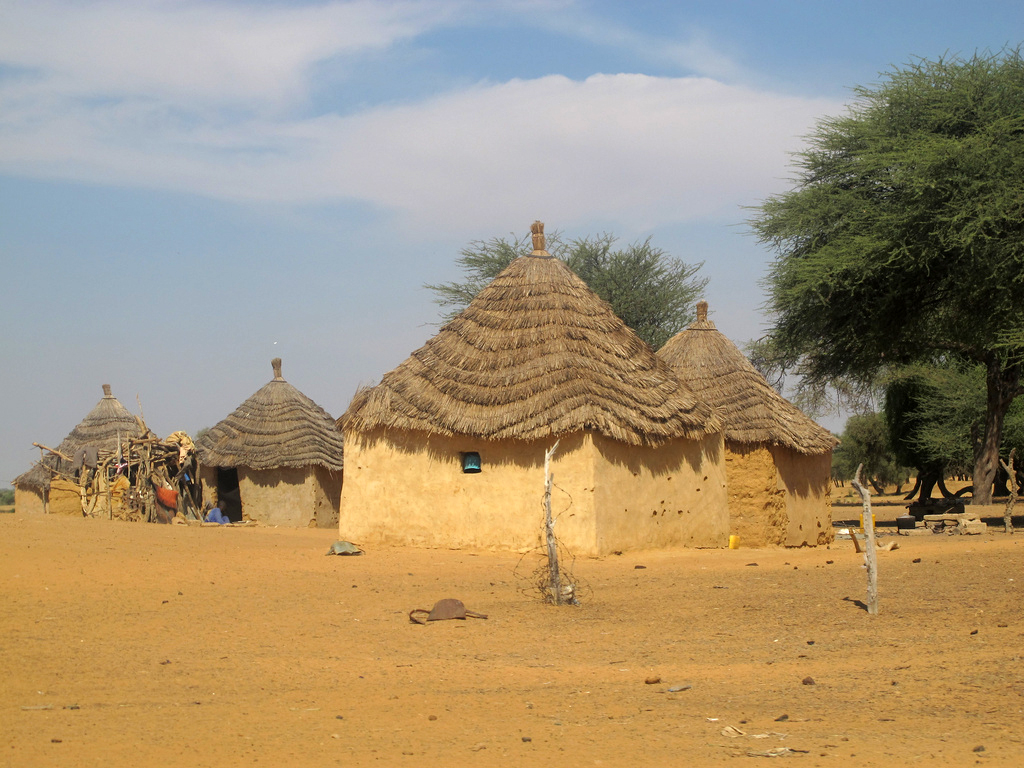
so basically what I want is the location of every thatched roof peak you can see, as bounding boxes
[657,303,836,455]
[342,223,720,446]
[530,220,551,257]
[196,359,343,471]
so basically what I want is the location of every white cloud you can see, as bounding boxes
[0,1,846,237]
[0,0,464,111]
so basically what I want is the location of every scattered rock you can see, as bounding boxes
[775,714,789,722]
[806,640,815,645]
[522,737,532,743]
[973,745,985,753]
[645,676,661,685]
[826,560,834,564]
[667,684,692,692]
[470,743,487,752]
[971,629,979,635]
[634,565,647,570]
[746,563,759,567]
[721,725,746,737]
[428,714,437,721]
[802,676,816,686]
[913,558,922,563]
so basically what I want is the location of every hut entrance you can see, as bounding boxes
[215,468,243,522]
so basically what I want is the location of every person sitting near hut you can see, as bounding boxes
[204,501,230,525]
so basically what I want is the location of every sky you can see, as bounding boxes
[2,0,1022,485]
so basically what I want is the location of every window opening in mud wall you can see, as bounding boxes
[461,452,482,473]
[216,467,243,521]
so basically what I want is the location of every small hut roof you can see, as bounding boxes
[13,462,50,491]
[342,222,719,446]
[196,358,344,471]
[657,302,837,455]
[56,384,148,457]
[14,384,149,488]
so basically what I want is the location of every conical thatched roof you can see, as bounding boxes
[14,384,149,488]
[342,222,719,447]
[197,358,344,471]
[657,302,837,455]
[57,384,148,456]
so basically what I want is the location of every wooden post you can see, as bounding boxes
[999,448,1017,535]
[851,463,879,615]
[544,440,562,605]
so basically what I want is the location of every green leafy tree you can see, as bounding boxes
[0,488,14,506]
[832,412,910,494]
[751,50,1024,504]
[426,232,707,350]
[885,362,1024,499]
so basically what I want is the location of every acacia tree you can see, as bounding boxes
[752,50,1024,504]
[426,232,706,350]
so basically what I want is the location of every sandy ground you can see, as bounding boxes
[3,507,1023,767]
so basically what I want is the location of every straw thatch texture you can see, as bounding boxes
[342,252,719,446]
[657,303,836,455]
[13,462,49,491]
[13,384,149,489]
[57,384,148,457]
[197,359,344,471]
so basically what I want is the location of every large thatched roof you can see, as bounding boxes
[13,384,149,490]
[342,222,719,446]
[196,359,344,471]
[657,302,837,455]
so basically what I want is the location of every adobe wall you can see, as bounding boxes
[771,446,833,546]
[237,466,316,527]
[338,429,598,553]
[49,478,83,516]
[313,467,342,529]
[14,486,46,515]
[724,442,787,547]
[592,432,729,552]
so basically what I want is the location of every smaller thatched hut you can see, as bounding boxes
[14,384,150,516]
[657,302,838,547]
[196,358,344,527]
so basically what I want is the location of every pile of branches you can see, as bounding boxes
[34,428,201,523]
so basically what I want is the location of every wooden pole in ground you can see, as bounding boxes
[544,440,562,605]
[851,463,879,615]
[999,448,1017,535]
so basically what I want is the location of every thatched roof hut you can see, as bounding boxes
[13,384,148,514]
[344,227,718,446]
[196,358,344,527]
[339,222,728,555]
[657,302,837,546]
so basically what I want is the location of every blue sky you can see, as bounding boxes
[2,0,1022,484]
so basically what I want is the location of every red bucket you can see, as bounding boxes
[155,486,178,509]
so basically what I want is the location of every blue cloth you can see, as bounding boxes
[205,507,230,525]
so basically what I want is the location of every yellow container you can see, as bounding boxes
[728,534,740,549]
[860,513,876,529]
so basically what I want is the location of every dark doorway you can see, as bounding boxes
[216,467,243,522]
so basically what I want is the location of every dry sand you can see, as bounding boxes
[3,508,1023,767]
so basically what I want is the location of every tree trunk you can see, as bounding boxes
[972,355,1021,505]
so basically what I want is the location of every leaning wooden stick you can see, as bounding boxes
[999,448,1017,535]
[851,463,879,615]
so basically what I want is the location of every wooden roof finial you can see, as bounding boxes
[696,301,708,323]
[272,358,283,381]
[102,384,112,397]
[530,221,550,256]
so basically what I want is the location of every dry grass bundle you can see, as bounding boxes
[658,302,836,455]
[342,225,719,447]
[197,358,344,471]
